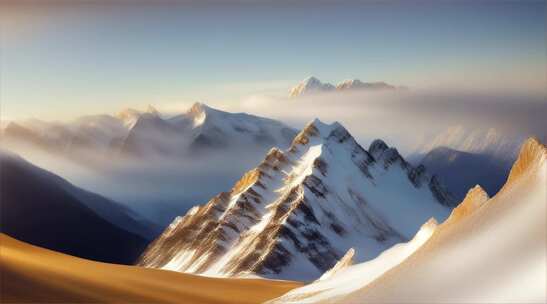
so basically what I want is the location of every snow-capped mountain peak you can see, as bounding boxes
[289,77,403,97]
[138,119,455,281]
[185,102,215,128]
[120,103,297,158]
[289,77,336,98]
[117,108,143,129]
[267,217,439,303]
[187,101,208,116]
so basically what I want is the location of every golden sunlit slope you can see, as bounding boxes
[0,234,302,304]
[340,138,547,303]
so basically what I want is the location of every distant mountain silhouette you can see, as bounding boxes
[0,151,149,264]
[415,146,511,200]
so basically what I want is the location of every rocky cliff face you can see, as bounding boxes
[138,119,455,281]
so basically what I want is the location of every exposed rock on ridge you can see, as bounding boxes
[138,119,455,281]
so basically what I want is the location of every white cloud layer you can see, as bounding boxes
[232,89,546,155]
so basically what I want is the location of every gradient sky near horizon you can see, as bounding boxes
[1,1,546,121]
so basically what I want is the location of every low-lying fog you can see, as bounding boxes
[237,89,547,155]
[6,143,269,226]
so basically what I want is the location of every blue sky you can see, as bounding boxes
[1,1,545,120]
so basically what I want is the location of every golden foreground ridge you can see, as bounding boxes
[0,234,302,304]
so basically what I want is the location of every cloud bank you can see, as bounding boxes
[234,89,546,155]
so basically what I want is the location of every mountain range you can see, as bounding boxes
[288,76,403,98]
[2,102,522,207]
[1,109,544,303]
[121,103,297,158]
[138,119,455,281]
[3,103,524,232]
[1,103,297,161]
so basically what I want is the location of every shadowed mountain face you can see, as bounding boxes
[0,151,150,265]
[415,147,512,200]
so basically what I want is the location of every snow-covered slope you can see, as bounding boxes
[138,119,455,281]
[267,218,439,304]
[270,137,546,303]
[175,102,297,152]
